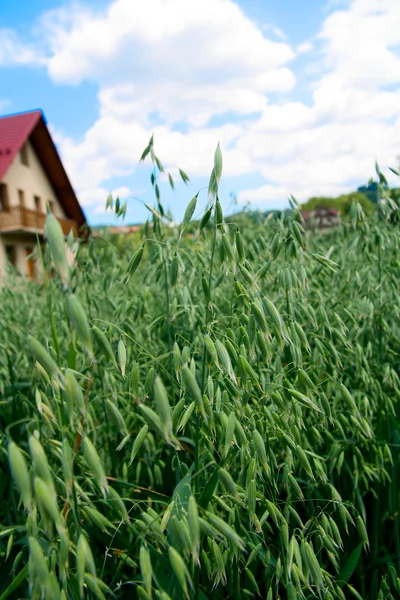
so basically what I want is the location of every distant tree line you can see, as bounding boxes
[301,191,376,217]
[96,183,400,233]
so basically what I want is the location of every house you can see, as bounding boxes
[302,206,340,231]
[0,109,88,279]
[109,225,141,235]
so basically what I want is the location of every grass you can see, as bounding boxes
[1,144,400,599]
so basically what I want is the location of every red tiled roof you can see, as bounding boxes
[0,110,41,181]
[0,110,88,234]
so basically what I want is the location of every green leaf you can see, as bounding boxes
[67,340,77,370]
[0,564,28,600]
[338,543,362,588]
[198,467,219,509]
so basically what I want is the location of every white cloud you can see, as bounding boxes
[237,182,352,209]
[234,0,400,208]
[317,0,400,88]
[0,98,10,113]
[3,0,400,214]
[0,29,46,66]
[296,41,314,54]
[257,102,316,132]
[39,0,297,202]
[77,185,133,215]
[45,0,294,83]
[42,0,294,131]
[237,184,290,209]
[273,27,287,40]
[78,187,110,207]
[112,186,131,198]
[78,185,131,206]
[56,0,400,212]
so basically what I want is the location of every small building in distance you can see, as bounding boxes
[302,206,340,231]
[91,224,142,238]
[109,225,141,235]
[0,109,88,279]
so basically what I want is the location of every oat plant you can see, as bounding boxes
[1,144,400,600]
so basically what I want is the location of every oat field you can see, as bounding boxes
[1,146,400,599]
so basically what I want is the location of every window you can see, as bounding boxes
[34,195,42,213]
[0,183,9,211]
[48,200,55,214]
[20,143,29,166]
[5,245,17,267]
[18,190,25,208]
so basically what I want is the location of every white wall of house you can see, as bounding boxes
[1,140,66,217]
[0,234,43,278]
[0,139,70,279]
[0,237,5,274]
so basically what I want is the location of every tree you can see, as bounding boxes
[301,192,375,217]
[357,182,379,204]
[390,187,400,202]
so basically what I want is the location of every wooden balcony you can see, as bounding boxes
[0,206,77,236]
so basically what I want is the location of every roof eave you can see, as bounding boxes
[29,115,90,236]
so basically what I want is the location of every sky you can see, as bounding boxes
[0,0,399,226]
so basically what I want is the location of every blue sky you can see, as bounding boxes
[0,0,399,226]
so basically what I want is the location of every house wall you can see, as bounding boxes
[0,233,43,278]
[1,140,66,217]
[0,237,5,275]
[0,139,69,280]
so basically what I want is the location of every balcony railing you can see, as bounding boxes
[0,206,77,236]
